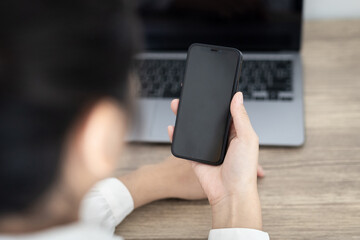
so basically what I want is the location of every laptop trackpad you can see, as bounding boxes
[127,99,157,141]
[151,99,176,141]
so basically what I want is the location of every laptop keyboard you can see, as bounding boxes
[240,60,293,100]
[135,59,293,100]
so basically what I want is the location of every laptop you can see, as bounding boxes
[129,0,305,146]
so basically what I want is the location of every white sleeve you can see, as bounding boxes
[208,228,270,240]
[79,178,134,233]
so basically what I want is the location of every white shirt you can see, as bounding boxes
[0,178,270,240]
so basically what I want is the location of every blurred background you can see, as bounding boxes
[305,0,360,19]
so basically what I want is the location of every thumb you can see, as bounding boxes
[230,92,254,139]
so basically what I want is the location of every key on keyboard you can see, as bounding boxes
[135,59,185,98]
[135,59,293,100]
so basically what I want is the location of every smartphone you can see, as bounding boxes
[171,43,243,165]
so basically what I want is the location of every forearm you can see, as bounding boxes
[118,156,205,208]
[118,161,174,208]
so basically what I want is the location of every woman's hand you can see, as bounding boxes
[168,92,263,230]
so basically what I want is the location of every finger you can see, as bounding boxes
[257,165,265,178]
[230,92,253,138]
[171,99,179,115]
[228,121,236,142]
[167,125,175,142]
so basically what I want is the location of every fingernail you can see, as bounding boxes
[237,91,244,104]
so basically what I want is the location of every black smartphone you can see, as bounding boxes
[171,43,243,165]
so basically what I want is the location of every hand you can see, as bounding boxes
[119,156,205,209]
[167,92,263,230]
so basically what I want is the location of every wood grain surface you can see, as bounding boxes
[115,20,360,240]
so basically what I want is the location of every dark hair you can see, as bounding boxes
[0,0,140,215]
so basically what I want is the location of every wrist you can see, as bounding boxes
[119,163,171,209]
[211,186,262,230]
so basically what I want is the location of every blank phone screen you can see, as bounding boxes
[172,44,241,163]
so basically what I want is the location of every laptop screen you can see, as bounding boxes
[137,0,303,52]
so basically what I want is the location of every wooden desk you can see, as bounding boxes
[115,20,360,240]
